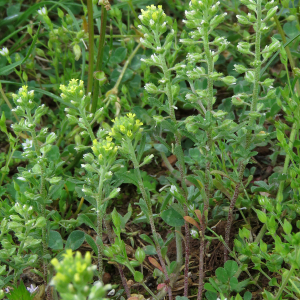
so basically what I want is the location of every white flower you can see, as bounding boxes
[107,289,115,296]
[17,177,27,182]
[22,139,33,150]
[27,284,38,294]
[170,185,177,194]
[37,7,47,16]
[0,47,9,56]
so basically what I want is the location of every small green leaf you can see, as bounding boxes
[134,271,144,283]
[140,234,155,247]
[244,291,252,300]
[204,283,217,293]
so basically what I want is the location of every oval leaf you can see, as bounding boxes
[148,257,163,272]
[224,260,238,277]
[48,230,63,250]
[65,230,85,251]
[85,234,98,255]
[161,208,184,227]
[183,216,200,231]
[157,283,166,290]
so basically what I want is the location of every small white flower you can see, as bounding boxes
[27,284,38,294]
[150,19,155,26]
[191,229,198,238]
[17,177,27,182]
[0,47,9,56]
[37,7,47,16]
[22,139,33,150]
[107,289,115,296]
[170,185,177,193]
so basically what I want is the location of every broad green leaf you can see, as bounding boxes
[111,47,127,64]
[224,260,239,277]
[134,271,143,283]
[205,291,218,300]
[85,234,98,255]
[78,214,96,231]
[65,230,85,251]
[48,230,63,250]
[216,267,229,284]
[161,208,185,227]
[140,234,155,247]
[204,283,217,293]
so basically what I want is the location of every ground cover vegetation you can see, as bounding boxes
[0,0,300,299]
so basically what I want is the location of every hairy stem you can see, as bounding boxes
[87,0,94,94]
[96,168,105,281]
[128,141,172,300]
[91,4,108,113]
[103,217,131,298]
[197,21,214,300]
[160,48,190,297]
[224,0,262,262]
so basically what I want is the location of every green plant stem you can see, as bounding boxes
[175,226,183,267]
[127,0,140,25]
[235,13,300,272]
[96,168,105,282]
[224,0,262,262]
[0,85,19,122]
[0,144,16,186]
[196,21,215,300]
[278,123,299,201]
[109,43,141,95]
[28,120,49,299]
[128,141,172,300]
[159,42,190,296]
[103,217,131,298]
[141,282,159,300]
[91,4,108,113]
[80,108,96,141]
[64,4,108,173]
[87,0,94,94]
[274,15,300,95]
[274,266,295,300]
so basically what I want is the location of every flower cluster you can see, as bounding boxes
[139,5,167,27]
[184,0,226,29]
[91,137,118,165]
[60,79,88,107]
[11,85,35,111]
[10,86,49,138]
[109,113,143,142]
[51,250,111,300]
[138,5,174,53]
